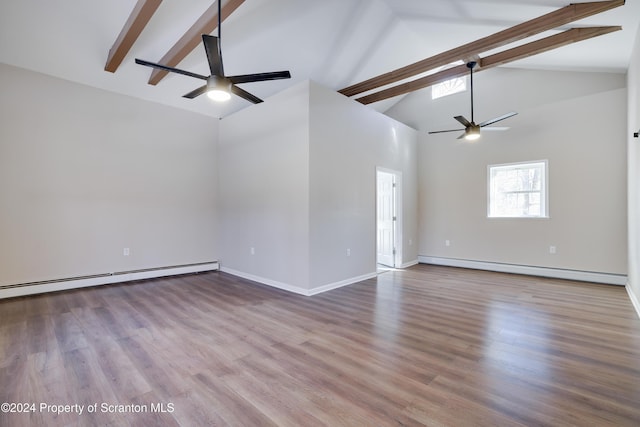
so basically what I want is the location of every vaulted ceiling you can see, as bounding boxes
[0,0,637,119]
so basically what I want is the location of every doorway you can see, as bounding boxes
[376,168,400,268]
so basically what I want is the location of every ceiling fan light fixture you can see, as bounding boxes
[206,88,231,102]
[206,75,231,102]
[464,125,481,141]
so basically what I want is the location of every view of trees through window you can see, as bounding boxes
[488,161,548,218]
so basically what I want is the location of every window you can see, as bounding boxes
[488,160,548,218]
[432,77,466,99]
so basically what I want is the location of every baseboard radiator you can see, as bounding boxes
[418,256,627,286]
[0,261,219,299]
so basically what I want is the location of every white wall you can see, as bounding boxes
[218,80,418,294]
[387,68,627,279]
[218,82,311,290]
[308,81,418,288]
[628,26,640,310]
[0,63,219,287]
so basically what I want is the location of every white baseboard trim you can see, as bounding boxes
[220,267,310,295]
[627,285,640,319]
[418,256,627,286]
[0,262,219,299]
[400,259,419,269]
[307,272,378,296]
[220,267,377,296]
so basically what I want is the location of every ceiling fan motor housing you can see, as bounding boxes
[208,74,230,92]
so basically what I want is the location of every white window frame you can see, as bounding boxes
[432,76,466,99]
[487,160,549,218]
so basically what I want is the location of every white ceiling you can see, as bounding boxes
[0,0,637,119]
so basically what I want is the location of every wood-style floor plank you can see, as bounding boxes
[1,264,640,426]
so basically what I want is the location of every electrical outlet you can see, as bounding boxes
[123,248,130,256]
[250,247,255,255]
[549,245,556,254]
[346,248,351,257]
[445,240,450,247]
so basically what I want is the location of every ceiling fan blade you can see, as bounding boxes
[135,59,208,81]
[428,128,464,134]
[479,112,517,127]
[231,85,263,104]
[182,85,208,99]
[228,71,292,85]
[456,132,468,140]
[454,115,472,127]
[202,34,224,77]
[482,127,510,131]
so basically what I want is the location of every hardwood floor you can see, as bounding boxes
[1,265,640,426]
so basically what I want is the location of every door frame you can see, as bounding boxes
[376,167,402,268]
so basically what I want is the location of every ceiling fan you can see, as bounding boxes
[135,0,291,104]
[428,61,516,141]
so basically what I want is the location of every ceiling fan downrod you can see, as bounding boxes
[467,61,476,123]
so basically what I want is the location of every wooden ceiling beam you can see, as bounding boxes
[104,0,163,73]
[480,25,621,69]
[339,0,625,98]
[148,0,245,85]
[355,26,621,105]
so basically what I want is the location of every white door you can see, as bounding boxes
[377,171,396,267]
